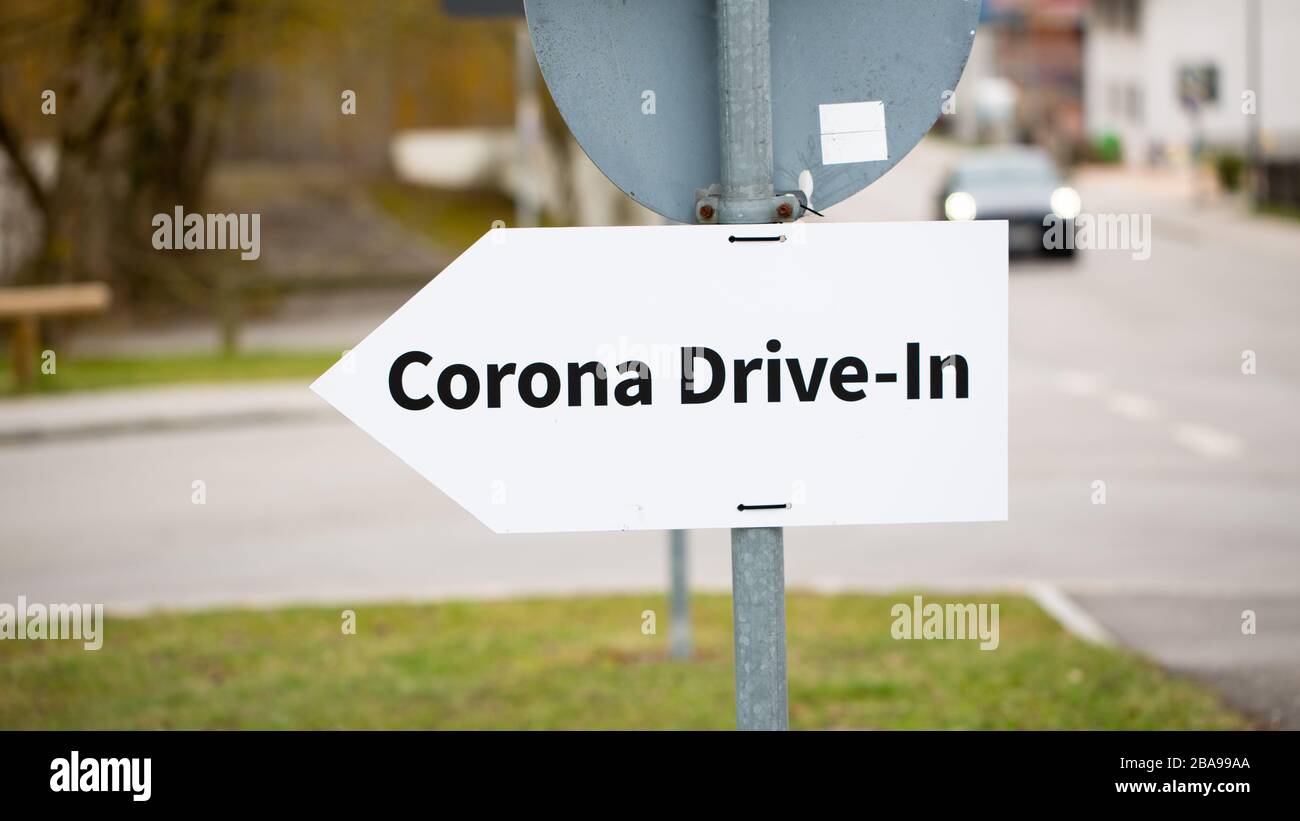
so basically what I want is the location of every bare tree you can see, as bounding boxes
[0,0,241,298]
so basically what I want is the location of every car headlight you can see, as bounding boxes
[1051,186,1082,220]
[944,191,977,221]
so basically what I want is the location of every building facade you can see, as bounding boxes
[948,0,1087,160]
[1085,0,1300,166]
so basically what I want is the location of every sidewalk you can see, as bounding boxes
[1074,164,1300,263]
[72,289,407,358]
[0,381,331,444]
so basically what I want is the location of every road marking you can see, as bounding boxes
[1172,423,1244,460]
[1055,370,1102,397]
[1106,392,1161,421]
[1055,375,1247,463]
[1027,583,1115,647]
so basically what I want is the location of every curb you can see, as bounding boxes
[0,381,332,446]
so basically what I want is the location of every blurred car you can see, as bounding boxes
[937,146,1081,258]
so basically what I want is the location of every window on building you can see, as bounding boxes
[1096,0,1141,34]
[1178,65,1219,112]
[1126,84,1144,124]
[1119,0,1140,33]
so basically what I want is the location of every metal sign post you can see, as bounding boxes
[715,0,788,731]
[669,529,692,659]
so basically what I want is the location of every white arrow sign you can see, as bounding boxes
[311,221,1008,533]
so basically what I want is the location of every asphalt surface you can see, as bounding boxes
[2,139,1297,727]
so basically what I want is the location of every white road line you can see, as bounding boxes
[1172,423,1245,460]
[1027,583,1116,647]
[1084,383,1244,462]
[1054,375,1245,462]
[1055,370,1103,397]
[1106,392,1162,421]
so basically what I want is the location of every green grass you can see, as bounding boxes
[0,351,339,396]
[0,593,1248,730]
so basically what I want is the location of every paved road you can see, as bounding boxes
[3,139,1298,726]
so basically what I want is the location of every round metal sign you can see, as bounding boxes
[525,0,981,223]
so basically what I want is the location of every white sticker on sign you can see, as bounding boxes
[819,101,888,165]
[311,221,1008,534]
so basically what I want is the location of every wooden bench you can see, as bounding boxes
[0,283,112,389]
